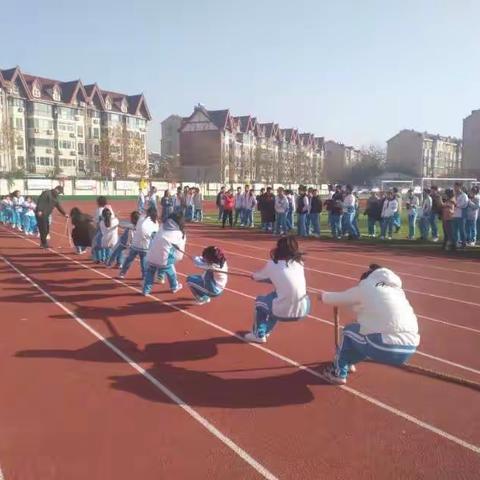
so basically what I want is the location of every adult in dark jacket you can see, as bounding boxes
[261,187,276,232]
[35,185,68,248]
[70,207,96,254]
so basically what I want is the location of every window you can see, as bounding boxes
[16,137,24,150]
[77,126,84,137]
[31,102,53,117]
[16,156,25,167]
[58,139,74,149]
[109,113,121,123]
[59,158,75,167]
[36,157,54,166]
[58,122,75,132]
[94,144,100,155]
[93,128,100,139]
[31,138,55,147]
[88,109,100,118]
[58,107,76,120]
[32,85,41,98]
[15,118,23,129]
[53,87,61,102]
[78,143,84,155]
[8,97,25,107]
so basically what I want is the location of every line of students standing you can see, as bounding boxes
[0,190,38,236]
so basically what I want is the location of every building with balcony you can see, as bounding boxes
[0,66,151,177]
[179,104,325,184]
[386,129,462,178]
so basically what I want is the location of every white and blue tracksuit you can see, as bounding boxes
[22,201,38,235]
[187,257,228,301]
[252,259,311,338]
[143,219,186,294]
[323,268,420,379]
[137,192,146,214]
[107,224,134,267]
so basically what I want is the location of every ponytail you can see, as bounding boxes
[102,208,112,228]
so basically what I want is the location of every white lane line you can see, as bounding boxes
[0,465,5,480]
[192,232,480,289]
[11,236,480,456]
[0,255,279,480]
[187,240,480,308]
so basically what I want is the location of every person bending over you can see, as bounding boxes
[320,264,420,384]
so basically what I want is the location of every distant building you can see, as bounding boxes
[161,114,182,159]
[386,129,462,178]
[179,104,325,184]
[148,151,161,176]
[462,110,480,178]
[323,141,361,181]
[0,65,151,177]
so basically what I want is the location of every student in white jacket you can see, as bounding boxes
[244,236,311,343]
[274,187,289,235]
[97,208,119,264]
[320,264,419,384]
[453,182,469,247]
[243,189,257,228]
[143,213,186,294]
[380,191,398,240]
[120,207,159,279]
[187,246,228,305]
[419,189,432,240]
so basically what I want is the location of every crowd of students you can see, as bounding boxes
[214,182,480,249]
[0,190,39,236]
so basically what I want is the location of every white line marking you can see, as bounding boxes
[0,255,279,480]
[0,465,5,480]
[193,232,480,288]
[6,227,480,454]
[187,240,480,308]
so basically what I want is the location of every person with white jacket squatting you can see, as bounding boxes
[143,213,186,295]
[244,236,311,343]
[319,264,420,384]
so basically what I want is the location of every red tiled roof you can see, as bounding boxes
[1,66,150,119]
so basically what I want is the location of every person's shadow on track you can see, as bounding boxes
[16,334,328,409]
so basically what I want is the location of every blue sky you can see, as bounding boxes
[2,0,479,151]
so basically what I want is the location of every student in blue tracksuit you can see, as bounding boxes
[244,236,311,344]
[320,264,420,384]
[119,206,159,279]
[107,211,140,268]
[143,213,186,295]
[160,190,174,223]
[187,246,228,305]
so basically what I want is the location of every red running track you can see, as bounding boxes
[0,199,479,479]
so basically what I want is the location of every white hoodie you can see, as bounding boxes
[146,219,186,267]
[323,268,419,346]
[131,215,159,251]
[381,198,398,218]
[253,259,309,319]
[275,195,289,214]
[100,217,119,248]
[454,191,468,218]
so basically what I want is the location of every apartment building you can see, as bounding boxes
[0,66,151,177]
[324,141,361,181]
[161,114,182,159]
[179,104,325,184]
[386,129,462,178]
[462,109,480,178]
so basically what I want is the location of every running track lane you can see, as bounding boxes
[0,255,274,480]
[1,231,480,478]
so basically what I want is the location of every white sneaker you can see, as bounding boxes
[46,234,51,240]
[196,297,211,305]
[158,276,166,284]
[322,365,347,385]
[349,364,357,373]
[432,237,439,243]
[171,283,183,294]
[387,236,392,240]
[244,332,267,344]
[118,273,125,279]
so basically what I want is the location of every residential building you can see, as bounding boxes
[324,141,361,181]
[462,110,480,178]
[179,104,325,184]
[386,129,462,178]
[161,114,182,159]
[148,151,162,176]
[0,66,151,177]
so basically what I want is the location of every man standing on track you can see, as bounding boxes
[35,185,68,249]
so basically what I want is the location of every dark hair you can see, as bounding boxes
[70,207,82,224]
[146,206,158,223]
[97,196,108,207]
[360,263,382,281]
[445,188,455,199]
[168,212,185,238]
[102,208,112,228]
[130,210,140,225]
[202,246,226,268]
[270,235,304,264]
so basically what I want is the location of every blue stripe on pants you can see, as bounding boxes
[334,323,416,379]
